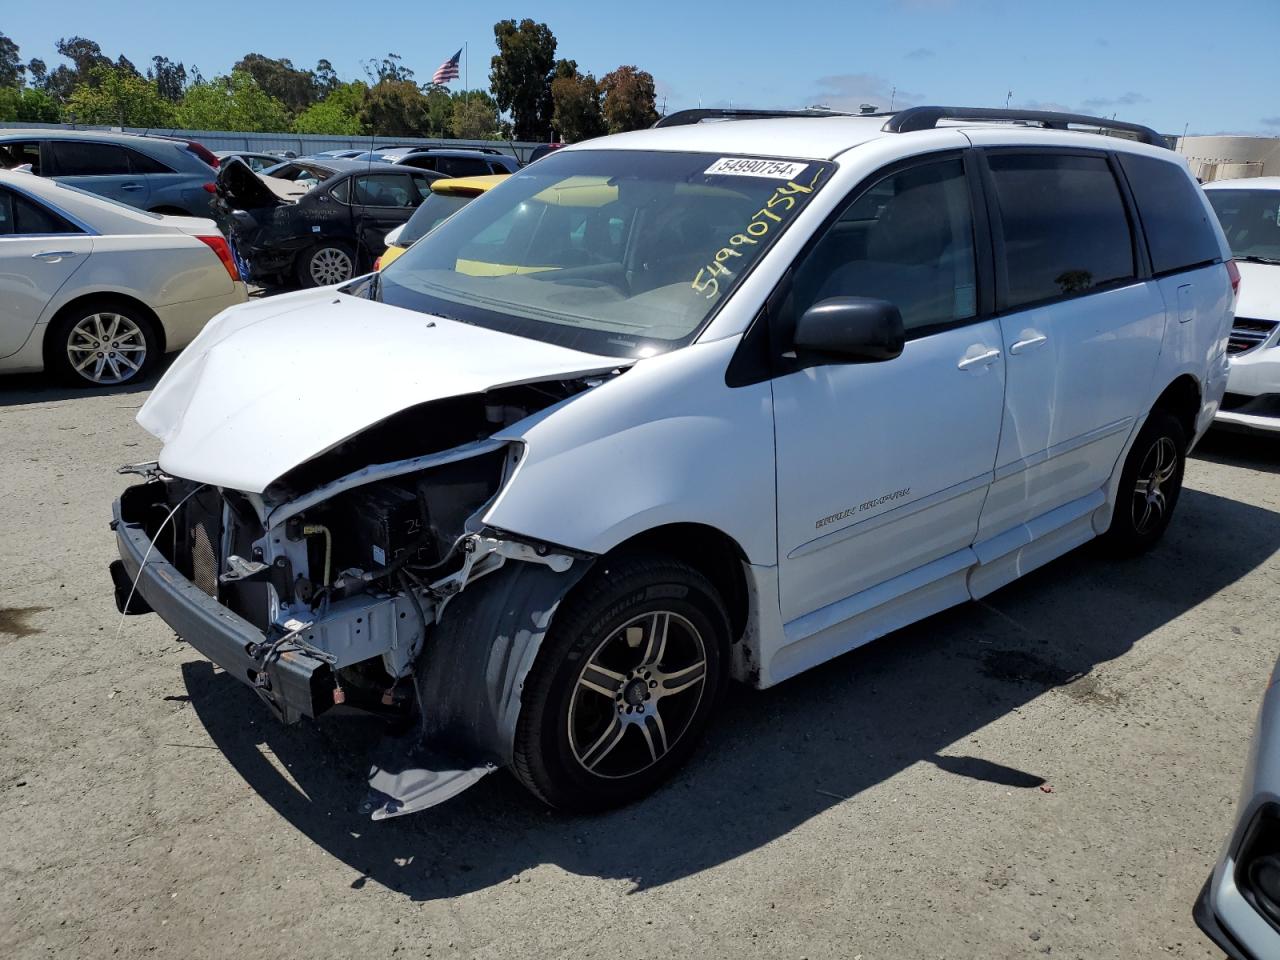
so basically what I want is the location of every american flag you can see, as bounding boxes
[432,49,461,86]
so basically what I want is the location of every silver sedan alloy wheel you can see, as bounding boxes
[66,312,147,385]
[309,246,353,285]
[567,610,709,780]
[1131,435,1178,534]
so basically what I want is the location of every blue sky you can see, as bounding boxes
[4,0,1276,135]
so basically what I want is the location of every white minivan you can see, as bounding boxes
[111,106,1236,817]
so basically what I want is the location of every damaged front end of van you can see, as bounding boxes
[109,288,623,818]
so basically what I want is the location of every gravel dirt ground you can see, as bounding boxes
[2,366,1278,960]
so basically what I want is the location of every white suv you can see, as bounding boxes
[1204,177,1280,434]
[111,106,1236,817]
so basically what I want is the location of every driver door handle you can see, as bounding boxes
[957,348,1001,370]
[1009,334,1048,355]
[31,250,77,261]
[120,183,144,191]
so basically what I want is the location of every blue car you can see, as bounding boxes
[0,129,218,216]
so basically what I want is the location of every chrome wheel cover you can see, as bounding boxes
[66,312,147,385]
[309,246,353,285]
[1131,435,1179,534]
[567,610,708,780]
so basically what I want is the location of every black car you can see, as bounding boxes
[214,158,444,287]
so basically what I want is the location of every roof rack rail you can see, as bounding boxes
[882,106,1168,148]
[654,107,850,128]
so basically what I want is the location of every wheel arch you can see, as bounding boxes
[597,522,751,645]
[1151,373,1201,446]
[43,291,167,366]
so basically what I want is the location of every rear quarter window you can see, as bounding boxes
[126,148,174,175]
[1117,153,1221,274]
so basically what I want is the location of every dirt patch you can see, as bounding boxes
[980,647,1084,687]
[0,606,46,638]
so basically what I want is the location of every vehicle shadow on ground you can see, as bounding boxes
[183,487,1280,902]
[0,356,174,408]
[1193,428,1280,475]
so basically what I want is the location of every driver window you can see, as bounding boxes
[788,159,977,334]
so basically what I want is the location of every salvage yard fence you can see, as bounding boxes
[0,121,546,163]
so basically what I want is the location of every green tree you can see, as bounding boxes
[232,53,318,115]
[551,69,605,143]
[149,56,187,102]
[26,58,48,89]
[65,65,176,126]
[178,71,289,132]
[424,86,454,137]
[293,81,367,135]
[489,19,557,141]
[17,88,60,122]
[359,79,431,137]
[363,53,414,85]
[450,91,499,140]
[599,65,659,134]
[0,32,23,87]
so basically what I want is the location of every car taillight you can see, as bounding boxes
[1227,258,1241,296]
[373,256,383,271]
[197,235,240,282]
[202,182,217,194]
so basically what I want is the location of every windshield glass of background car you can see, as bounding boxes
[1207,190,1280,261]
[399,192,474,246]
[377,150,833,357]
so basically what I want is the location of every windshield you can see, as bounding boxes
[1206,189,1280,262]
[398,191,474,246]
[377,149,833,357]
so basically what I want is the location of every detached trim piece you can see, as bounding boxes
[884,106,1168,148]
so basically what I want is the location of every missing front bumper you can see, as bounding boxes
[111,494,333,723]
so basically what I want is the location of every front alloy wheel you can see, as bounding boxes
[513,554,728,811]
[568,610,709,779]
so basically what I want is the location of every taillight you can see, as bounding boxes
[373,256,383,271]
[197,235,240,282]
[1227,258,1241,296]
[202,182,217,194]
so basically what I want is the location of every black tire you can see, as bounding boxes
[513,553,729,812]
[1103,409,1187,556]
[296,241,356,288]
[46,298,160,388]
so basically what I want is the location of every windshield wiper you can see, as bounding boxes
[1236,255,1280,265]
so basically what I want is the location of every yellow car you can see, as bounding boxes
[376,174,508,269]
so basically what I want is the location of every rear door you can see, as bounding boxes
[0,185,92,357]
[48,140,150,207]
[349,173,423,261]
[975,149,1165,543]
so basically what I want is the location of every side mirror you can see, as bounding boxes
[792,296,905,364]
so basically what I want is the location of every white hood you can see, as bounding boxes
[1236,260,1280,321]
[138,289,621,492]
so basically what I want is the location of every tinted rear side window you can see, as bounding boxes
[51,141,131,176]
[1118,153,1221,274]
[988,153,1135,309]
[126,148,174,174]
